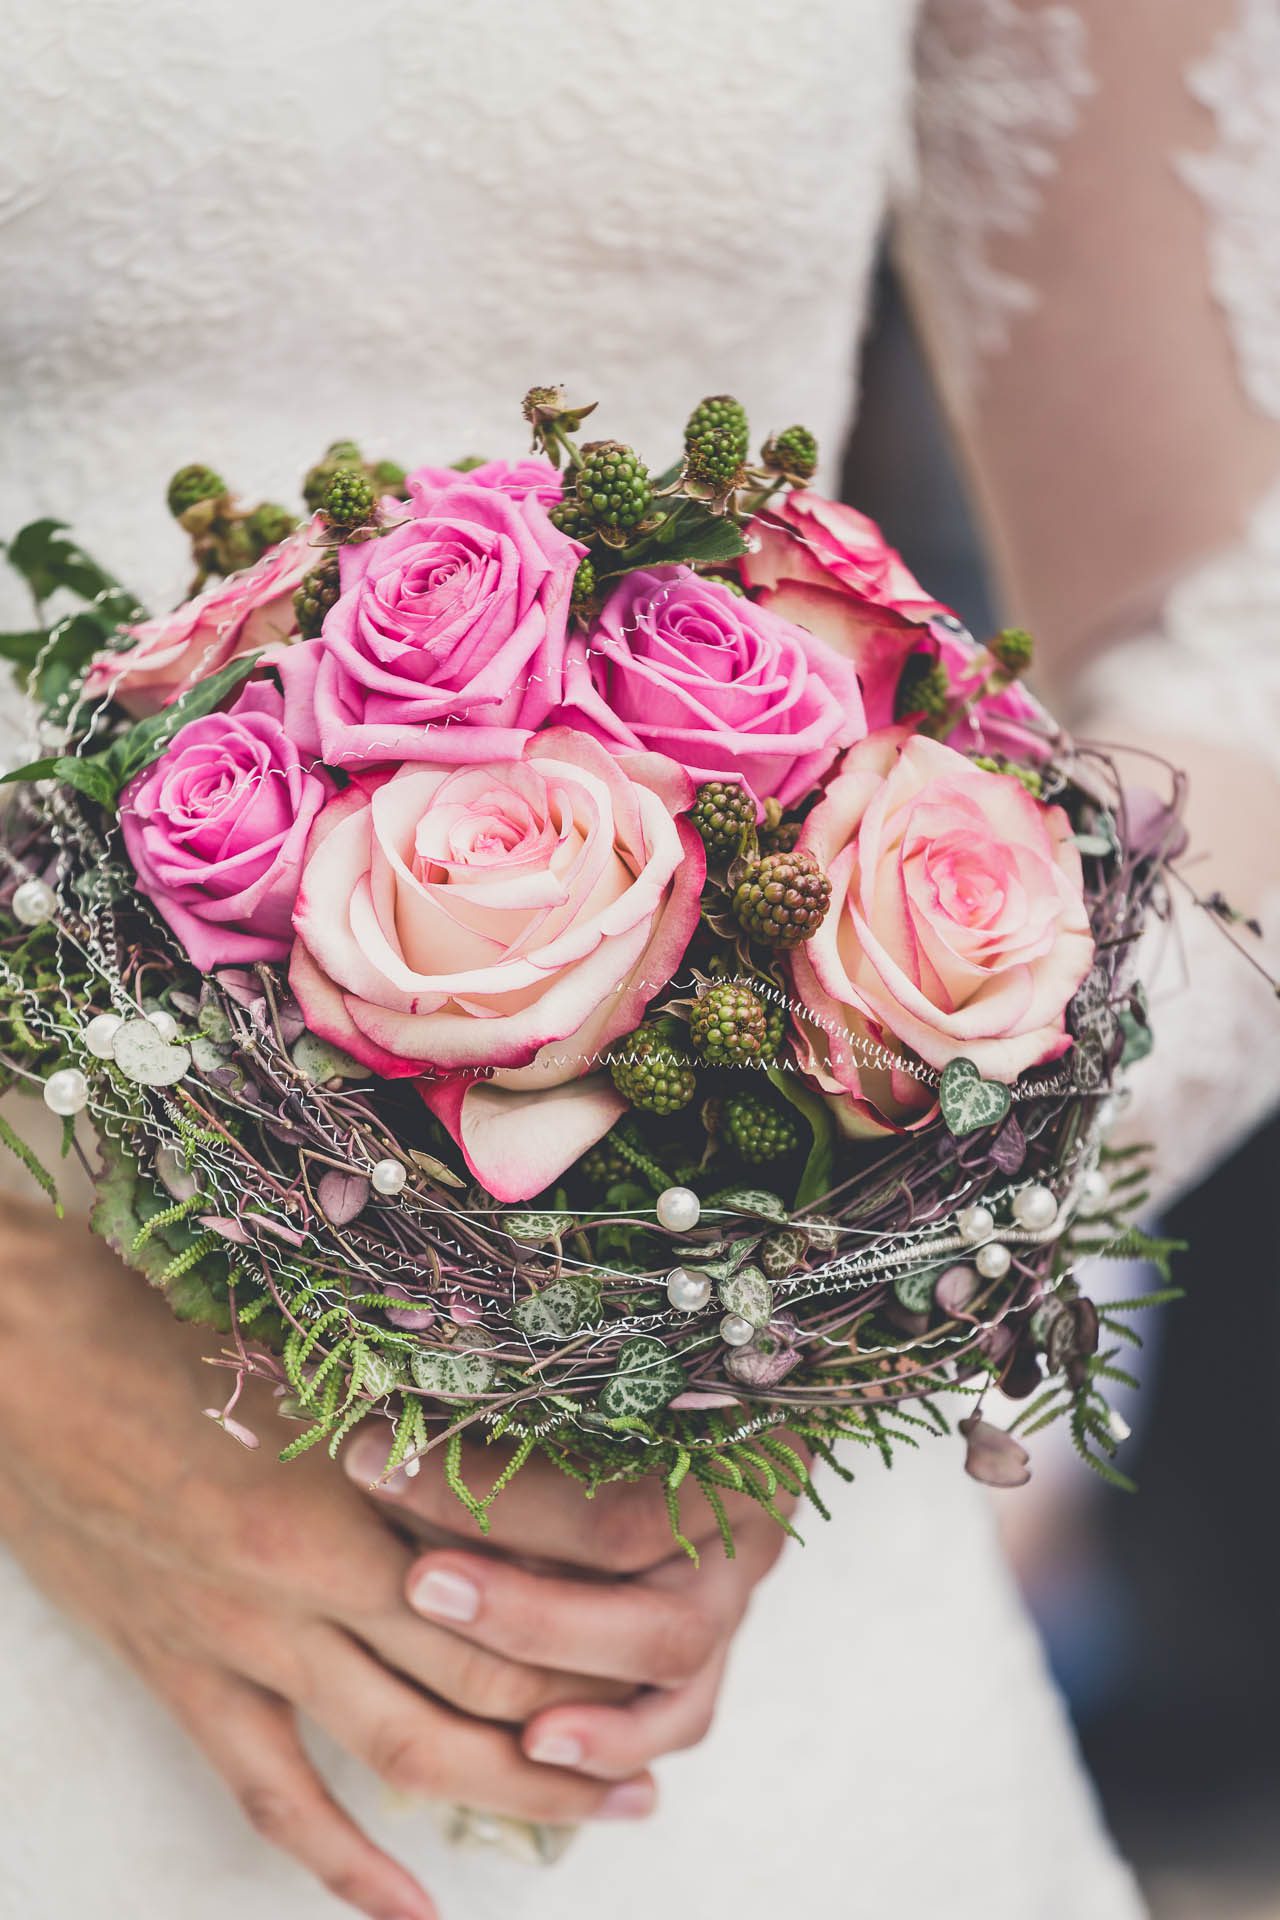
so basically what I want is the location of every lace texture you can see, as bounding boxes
[901,0,1093,401]
[1178,0,1280,423]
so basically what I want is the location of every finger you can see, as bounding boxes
[145,1654,437,1920]
[344,1431,774,1574]
[337,1608,632,1723]
[522,1647,729,1782]
[403,1548,721,1689]
[302,1627,658,1826]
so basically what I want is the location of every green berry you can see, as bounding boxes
[894,652,953,724]
[326,440,363,465]
[217,521,257,573]
[578,1135,633,1190]
[690,780,756,862]
[723,1091,800,1165]
[167,464,226,520]
[244,502,297,554]
[322,468,377,529]
[761,426,818,481]
[689,984,768,1068]
[571,556,597,610]
[733,851,832,949]
[576,441,652,534]
[609,1027,696,1115]
[685,426,745,495]
[990,626,1035,675]
[763,1001,788,1055]
[371,458,409,497]
[685,395,750,462]
[293,554,341,639]
[549,497,590,541]
[760,817,801,856]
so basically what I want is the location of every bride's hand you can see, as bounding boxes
[0,1198,783,1920]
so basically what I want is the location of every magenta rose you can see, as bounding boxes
[403,457,563,508]
[743,495,951,729]
[289,728,703,1201]
[85,521,319,719]
[556,565,865,814]
[930,629,1056,764]
[274,480,583,769]
[120,680,331,971]
[790,729,1094,1135]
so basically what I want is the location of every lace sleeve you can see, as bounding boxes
[895,0,1280,1202]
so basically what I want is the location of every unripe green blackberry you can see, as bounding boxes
[293,554,341,639]
[326,439,363,465]
[761,426,819,480]
[685,395,750,463]
[579,1134,633,1190]
[763,1001,788,1055]
[571,556,597,610]
[894,653,952,724]
[371,458,409,497]
[723,1091,800,1164]
[322,468,377,529]
[760,817,802,856]
[549,497,590,541]
[609,1027,696,1115]
[690,780,755,862]
[690,983,768,1068]
[576,441,652,534]
[244,502,297,554]
[733,851,832,948]
[218,521,257,573]
[167,464,226,520]
[685,426,745,495]
[990,625,1035,675]
[303,444,361,514]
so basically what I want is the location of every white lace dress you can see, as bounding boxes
[1,2,1276,1916]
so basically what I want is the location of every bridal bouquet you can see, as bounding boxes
[0,389,1186,1547]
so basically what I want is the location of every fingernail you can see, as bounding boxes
[342,1434,384,1484]
[597,1780,655,1820]
[527,1732,584,1768]
[409,1566,479,1624]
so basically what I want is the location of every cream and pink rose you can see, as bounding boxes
[403,457,563,508]
[744,496,949,728]
[85,520,319,719]
[556,565,865,813]
[289,728,703,1200]
[120,681,331,971]
[274,480,583,769]
[790,730,1093,1135]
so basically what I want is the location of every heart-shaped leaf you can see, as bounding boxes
[512,1277,602,1339]
[893,1264,939,1313]
[719,1263,773,1330]
[111,1017,191,1087]
[703,1186,789,1224]
[501,1210,573,1247]
[939,1058,1012,1137]
[317,1170,370,1226]
[410,1334,496,1401]
[597,1336,686,1420]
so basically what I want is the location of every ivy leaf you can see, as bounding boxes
[595,500,749,582]
[5,519,143,622]
[764,1063,834,1209]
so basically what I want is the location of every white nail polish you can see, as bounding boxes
[409,1567,479,1623]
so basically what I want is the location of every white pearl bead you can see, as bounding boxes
[655,1185,700,1233]
[83,1012,124,1059]
[958,1203,995,1244]
[975,1241,1012,1280]
[371,1157,408,1196]
[11,878,56,926]
[666,1266,712,1313]
[1012,1183,1058,1231]
[1079,1169,1110,1215]
[720,1312,756,1347]
[147,1008,181,1043]
[43,1066,88,1116]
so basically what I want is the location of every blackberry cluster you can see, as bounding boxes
[370,458,409,498]
[303,441,363,513]
[990,626,1035,674]
[723,1091,800,1164]
[689,984,768,1068]
[690,780,755,862]
[684,394,750,463]
[684,427,745,495]
[244,502,297,555]
[759,817,802,857]
[733,851,832,948]
[322,469,377,529]
[167,464,226,520]
[609,1027,696,1115]
[575,441,652,534]
[293,555,341,640]
[549,497,590,541]
[571,556,597,610]
[761,426,818,480]
[894,653,952,725]
[578,1135,633,1191]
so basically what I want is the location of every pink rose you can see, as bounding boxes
[275,481,583,769]
[404,457,563,508]
[289,728,703,1201]
[790,730,1094,1134]
[120,680,331,971]
[931,629,1056,764]
[743,495,950,729]
[85,521,319,719]
[556,565,865,814]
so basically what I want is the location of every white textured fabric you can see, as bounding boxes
[1,1,1232,1915]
